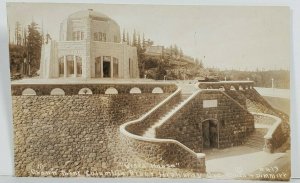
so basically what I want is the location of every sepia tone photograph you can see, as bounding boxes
[7,3,291,181]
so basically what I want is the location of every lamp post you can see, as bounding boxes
[271,78,274,89]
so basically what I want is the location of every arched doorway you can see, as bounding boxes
[201,119,219,149]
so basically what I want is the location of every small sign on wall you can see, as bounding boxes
[203,100,218,108]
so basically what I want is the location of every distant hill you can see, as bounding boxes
[218,70,290,89]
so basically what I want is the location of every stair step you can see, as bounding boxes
[142,91,195,138]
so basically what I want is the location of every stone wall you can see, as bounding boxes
[13,93,168,176]
[120,133,205,173]
[120,89,206,173]
[156,90,254,152]
[253,113,285,153]
[234,89,290,143]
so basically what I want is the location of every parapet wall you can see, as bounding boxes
[11,83,177,96]
[198,81,254,90]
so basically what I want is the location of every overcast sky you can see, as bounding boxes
[7,3,291,71]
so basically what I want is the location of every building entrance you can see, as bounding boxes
[202,119,218,149]
[103,61,111,78]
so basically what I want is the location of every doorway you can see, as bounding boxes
[103,61,111,78]
[202,119,218,149]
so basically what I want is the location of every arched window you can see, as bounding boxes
[22,88,36,96]
[113,57,118,78]
[50,88,65,95]
[152,87,164,94]
[130,87,142,94]
[105,87,118,94]
[78,88,93,95]
[76,56,82,76]
[59,57,64,76]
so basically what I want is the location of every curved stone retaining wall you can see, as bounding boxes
[120,89,206,173]
[120,129,205,172]
[252,113,284,153]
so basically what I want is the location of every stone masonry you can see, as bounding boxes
[13,94,168,176]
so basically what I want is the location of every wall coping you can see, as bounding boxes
[251,112,282,140]
[119,88,205,159]
[11,82,178,96]
[199,81,254,84]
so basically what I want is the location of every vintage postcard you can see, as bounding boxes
[7,3,291,181]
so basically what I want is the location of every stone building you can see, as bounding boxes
[39,9,139,79]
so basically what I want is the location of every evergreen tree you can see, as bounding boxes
[132,29,137,46]
[179,48,183,58]
[126,32,130,45]
[142,33,146,49]
[26,21,42,76]
[15,21,22,46]
[174,44,179,56]
[137,33,141,49]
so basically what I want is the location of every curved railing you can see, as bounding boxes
[251,112,283,153]
[119,88,206,173]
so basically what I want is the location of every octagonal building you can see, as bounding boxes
[39,9,139,79]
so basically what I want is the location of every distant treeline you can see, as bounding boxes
[219,70,290,89]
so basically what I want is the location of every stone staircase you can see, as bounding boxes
[142,94,191,138]
[244,128,268,150]
[142,83,199,138]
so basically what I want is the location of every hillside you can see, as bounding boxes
[142,55,210,80]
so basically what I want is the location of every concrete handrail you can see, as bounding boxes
[119,88,205,160]
[251,112,282,140]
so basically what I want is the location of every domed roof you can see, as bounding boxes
[68,9,112,21]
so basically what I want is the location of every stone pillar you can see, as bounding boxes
[63,55,67,78]
[263,137,273,153]
[196,153,206,173]
[73,55,77,77]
